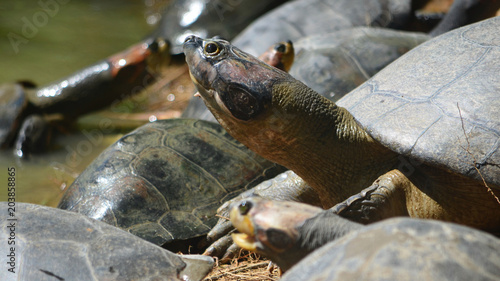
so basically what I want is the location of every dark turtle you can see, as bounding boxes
[229,197,500,279]
[0,37,169,158]
[183,15,500,237]
[182,40,295,122]
[150,0,289,54]
[0,202,213,281]
[58,118,286,251]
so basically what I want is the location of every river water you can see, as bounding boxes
[0,0,158,206]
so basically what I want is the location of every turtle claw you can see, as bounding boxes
[205,220,233,244]
[330,170,410,224]
[220,243,241,263]
[202,232,237,260]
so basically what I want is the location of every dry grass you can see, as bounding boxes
[203,251,281,281]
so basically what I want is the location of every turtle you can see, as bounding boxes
[57,118,286,252]
[0,202,213,281]
[229,197,500,280]
[182,40,295,122]
[183,14,500,240]
[0,37,169,158]
[150,0,289,54]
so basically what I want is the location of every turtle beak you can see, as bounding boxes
[183,35,219,97]
[230,200,258,251]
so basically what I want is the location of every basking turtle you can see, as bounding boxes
[0,38,169,157]
[150,0,288,54]
[183,15,500,236]
[182,40,295,122]
[229,197,500,280]
[58,119,286,251]
[0,202,213,281]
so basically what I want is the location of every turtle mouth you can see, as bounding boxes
[230,203,258,251]
[231,233,257,251]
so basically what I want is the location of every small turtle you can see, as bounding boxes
[183,15,500,235]
[0,202,213,281]
[0,38,169,157]
[182,40,295,122]
[229,197,500,280]
[58,119,285,251]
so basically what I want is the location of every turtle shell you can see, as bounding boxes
[290,27,429,101]
[0,202,213,281]
[280,217,500,281]
[337,17,500,187]
[233,0,412,56]
[58,119,285,247]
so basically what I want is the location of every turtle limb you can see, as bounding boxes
[203,171,320,259]
[331,169,410,224]
[13,114,51,158]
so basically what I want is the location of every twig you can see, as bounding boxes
[457,103,500,205]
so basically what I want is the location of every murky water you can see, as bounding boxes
[0,0,156,206]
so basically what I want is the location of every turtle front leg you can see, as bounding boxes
[332,170,411,224]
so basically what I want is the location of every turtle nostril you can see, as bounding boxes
[238,201,253,215]
[184,35,196,43]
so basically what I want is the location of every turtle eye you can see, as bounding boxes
[238,201,253,216]
[274,43,286,53]
[204,42,220,56]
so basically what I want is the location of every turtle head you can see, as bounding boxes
[183,35,290,121]
[109,37,170,78]
[258,40,295,72]
[184,36,339,167]
[229,197,354,272]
